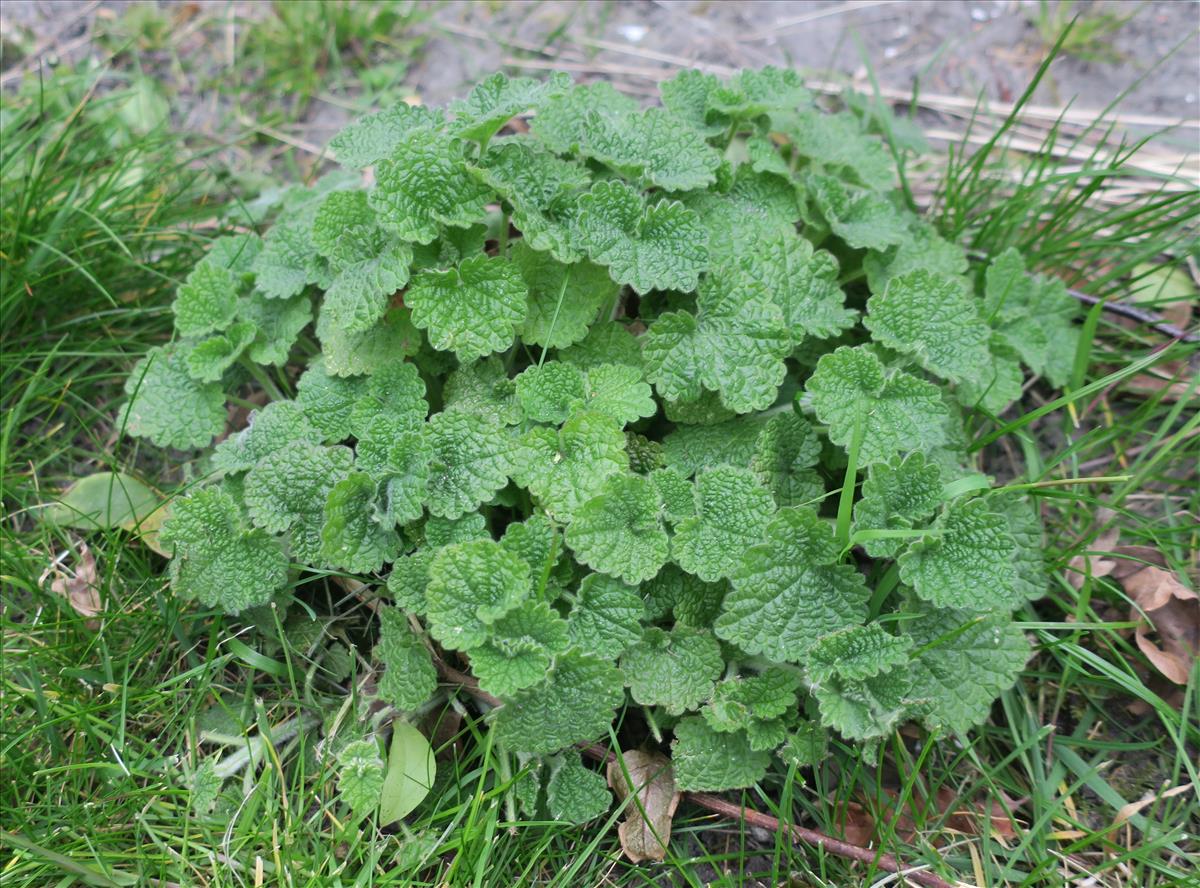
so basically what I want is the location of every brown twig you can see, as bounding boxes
[437,662,955,888]
[1066,288,1199,343]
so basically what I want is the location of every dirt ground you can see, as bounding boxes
[3,1,1198,156]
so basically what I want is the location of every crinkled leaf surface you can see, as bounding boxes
[160,487,288,613]
[671,716,769,792]
[513,411,628,522]
[643,264,790,414]
[511,241,617,349]
[407,254,527,361]
[122,346,227,450]
[493,653,625,754]
[565,474,669,584]
[545,754,611,824]
[716,507,868,663]
[567,573,645,659]
[575,180,708,295]
[621,626,724,715]
[852,452,943,557]
[377,606,438,710]
[898,498,1018,611]
[425,410,514,519]
[425,540,530,650]
[470,599,569,697]
[806,345,949,465]
[321,472,401,573]
[673,466,775,582]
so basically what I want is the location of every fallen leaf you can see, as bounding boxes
[1112,783,1194,828]
[1111,546,1199,685]
[834,787,1020,846]
[607,750,679,863]
[41,542,102,629]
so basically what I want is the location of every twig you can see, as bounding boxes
[436,662,955,888]
[1066,288,1199,343]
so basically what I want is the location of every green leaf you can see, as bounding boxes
[649,466,695,525]
[811,668,913,741]
[703,668,800,733]
[807,174,908,251]
[387,549,435,614]
[511,241,617,349]
[530,81,640,155]
[424,540,530,650]
[44,471,160,531]
[580,106,721,191]
[781,110,895,191]
[898,498,1018,611]
[671,716,769,792]
[174,262,239,337]
[244,441,355,563]
[852,452,943,558]
[994,493,1048,603]
[424,410,514,519]
[708,66,811,120]
[863,221,967,295]
[470,600,570,697]
[349,360,428,438]
[296,361,368,443]
[515,361,586,425]
[379,722,436,825]
[545,754,611,824]
[407,254,527,361]
[160,487,288,613]
[621,626,723,715]
[337,738,385,815]
[493,652,626,754]
[679,168,801,264]
[122,346,226,450]
[557,321,643,371]
[359,430,430,527]
[441,357,523,425]
[477,140,591,264]
[574,180,708,295]
[329,102,444,168]
[662,415,768,477]
[212,401,323,474]
[644,264,791,414]
[750,411,824,507]
[376,606,438,710]
[565,473,669,585]
[864,269,992,383]
[956,335,1024,414]
[321,473,401,573]
[423,512,489,548]
[450,71,570,144]
[320,306,422,377]
[673,465,775,582]
[567,573,645,659]
[237,292,311,366]
[744,231,856,344]
[716,507,868,663]
[807,624,913,682]
[660,69,727,137]
[984,248,1080,386]
[369,128,493,244]
[205,233,262,278]
[580,363,656,426]
[252,221,323,300]
[499,514,563,596]
[513,410,629,522]
[806,345,950,465]
[640,563,726,628]
[903,603,1030,734]
[183,324,255,383]
[777,722,827,767]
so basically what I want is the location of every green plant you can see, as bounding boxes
[105,68,1084,825]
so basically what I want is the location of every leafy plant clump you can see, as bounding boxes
[121,68,1078,821]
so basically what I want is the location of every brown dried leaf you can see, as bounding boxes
[1112,546,1199,685]
[41,542,102,629]
[835,788,1020,846]
[606,750,679,863]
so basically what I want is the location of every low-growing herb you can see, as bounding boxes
[119,68,1074,822]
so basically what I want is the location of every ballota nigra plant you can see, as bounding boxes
[119,67,1079,823]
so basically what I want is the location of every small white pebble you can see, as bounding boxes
[619,24,647,43]
[971,7,988,21]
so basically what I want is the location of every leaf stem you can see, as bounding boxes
[834,410,865,549]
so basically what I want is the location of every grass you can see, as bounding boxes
[2,22,1198,888]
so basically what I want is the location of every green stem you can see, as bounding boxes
[498,210,510,257]
[537,266,572,369]
[238,356,284,401]
[834,411,864,550]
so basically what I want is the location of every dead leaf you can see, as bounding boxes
[1111,546,1199,685]
[41,543,102,629]
[1113,783,1194,828]
[834,788,1020,846]
[606,750,679,863]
